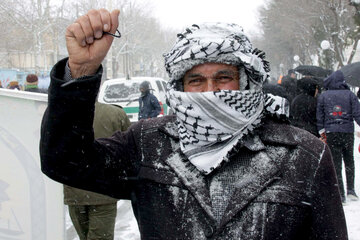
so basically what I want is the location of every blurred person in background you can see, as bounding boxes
[280,69,297,103]
[24,74,48,93]
[138,80,161,120]
[7,80,20,90]
[290,77,320,137]
[24,74,40,92]
[317,70,360,204]
[263,78,290,102]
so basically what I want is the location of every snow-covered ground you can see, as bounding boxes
[346,187,360,240]
[66,136,360,240]
[345,131,360,240]
[65,200,140,240]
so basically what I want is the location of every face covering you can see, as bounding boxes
[167,86,288,174]
[163,22,287,174]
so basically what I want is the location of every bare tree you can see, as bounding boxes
[255,0,359,77]
[0,0,71,71]
[348,0,360,63]
[0,0,178,80]
[103,0,176,79]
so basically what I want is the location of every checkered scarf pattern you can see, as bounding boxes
[167,89,264,174]
[163,23,287,174]
[164,22,270,91]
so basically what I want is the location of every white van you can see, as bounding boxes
[98,77,169,122]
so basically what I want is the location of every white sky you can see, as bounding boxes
[52,0,266,36]
[147,0,266,36]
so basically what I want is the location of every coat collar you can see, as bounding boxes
[164,149,216,222]
[158,116,179,140]
[257,120,298,146]
[160,118,295,229]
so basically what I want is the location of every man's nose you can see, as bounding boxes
[203,79,219,92]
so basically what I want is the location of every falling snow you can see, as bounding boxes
[64,126,360,240]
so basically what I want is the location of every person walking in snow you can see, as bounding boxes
[317,70,360,204]
[138,80,161,120]
[290,77,320,137]
[280,69,297,103]
[40,9,347,239]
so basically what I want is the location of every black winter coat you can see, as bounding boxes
[317,70,360,133]
[40,59,348,240]
[281,75,297,103]
[138,91,161,120]
[290,78,319,137]
[263,82,290,102]
[290,93,319,137]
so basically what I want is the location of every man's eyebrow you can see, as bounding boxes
[185,73,204,78]
[186,69,238,78]
[215,69,239,75]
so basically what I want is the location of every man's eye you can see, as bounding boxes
[187,78,203,85]
[216,75,234,82]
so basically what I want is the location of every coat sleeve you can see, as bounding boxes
[316,94,325,133]
[350,91,360,126]
[150,95,162,117]
[40,58,140,200]
[310,144,348,239]
[138,97,143,120]
[119,108,131,131]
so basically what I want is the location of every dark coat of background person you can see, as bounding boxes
[280,70,297,103]
[263,81,290,102]
[290,77,320,137]
[63,101,131,240]
[40,58,347,240]
[317,71,360,133]
[138,82,161,120]
[317,70,360,202]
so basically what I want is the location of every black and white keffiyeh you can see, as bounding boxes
[167,88,264,174]
[163,22,288,174]
[166,88,288,175]
[164,22,270,91]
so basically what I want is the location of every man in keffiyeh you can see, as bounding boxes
[40,9,347,239]
[164,22,289,174]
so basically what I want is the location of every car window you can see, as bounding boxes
[155,81,164,92]
[161,81,167,92]
[103,82,140,103]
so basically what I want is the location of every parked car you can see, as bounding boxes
[98,77,169,122]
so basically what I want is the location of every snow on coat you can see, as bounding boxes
[40,59,348,240]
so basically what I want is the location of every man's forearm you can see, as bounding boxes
[40,58,102,183]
